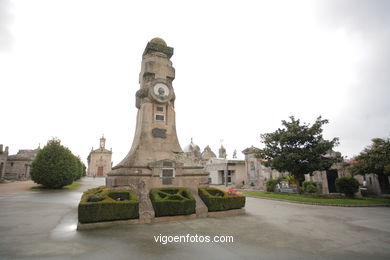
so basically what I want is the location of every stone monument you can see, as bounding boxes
[106,38,209,222]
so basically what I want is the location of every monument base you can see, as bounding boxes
[106,165,209,222]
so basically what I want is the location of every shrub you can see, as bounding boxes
[198,187,245,212]
[149,188,196,217]
[78,186,139,223]
[108,191,130,201]
[265,179,280,192]
[87,194,104,202]
[286,174,296,185]
[303,181,317,193]
[31,139,77,188]
[336,176,360,198]
[73,156,86,181]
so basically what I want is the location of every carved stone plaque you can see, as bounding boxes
[162,178,173,185]
[152,128,167,138]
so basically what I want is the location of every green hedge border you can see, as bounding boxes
[78,186,139,223]
[149,187,196,217]
[199,187,246,212]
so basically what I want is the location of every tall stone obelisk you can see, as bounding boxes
[106,38,208,222]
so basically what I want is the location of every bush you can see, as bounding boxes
[149,188,196,217]
[31,139,78,188]
[303,181,317,193]
[78,186,139,223]
[336,177,360,198]
[87,194,104,202]
[73,156,86,181]
[265,179,280,192]
[286,174,297,185]
[198,187,245,212]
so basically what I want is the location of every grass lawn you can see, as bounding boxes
[244,191,390,206]
[31,182,82,191]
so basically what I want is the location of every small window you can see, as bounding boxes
[155,114,165,121]
[156,106,164,112]
[11,162,14,167]
[161,169,175,185]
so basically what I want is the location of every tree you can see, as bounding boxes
[72,155,86,181]
[349,138,390,177]
[30,138,77,188]
[258,116,340,188]
[349,137,390,193]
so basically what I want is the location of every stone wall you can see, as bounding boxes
[243,150,286,191]
[4,160,31,180]
[0,145,9,179]
[2,148,38,180]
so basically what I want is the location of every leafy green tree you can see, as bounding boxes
[73,155,86,180]
[258,116,339,188]
[31,138,77,188]
[349,138,390,177]
[349,137,390,193]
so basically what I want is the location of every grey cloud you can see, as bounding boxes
[318,0,390,155]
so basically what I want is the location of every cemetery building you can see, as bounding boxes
[346,159,389,195]
[0,144,9,179]
[304,150,349,194]
[183,140,246,186]
[242,146,388,195]
[242,146,286,190]
[87,136,112,177]
[205,157,246,186]
[2,147,39,180]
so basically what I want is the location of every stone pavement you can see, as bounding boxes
[0,180,37,194]
[0,177,389,259]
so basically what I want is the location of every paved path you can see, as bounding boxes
[0,177,389,259]
[0,180,37,194]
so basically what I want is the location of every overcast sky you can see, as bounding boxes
[1,0,389,165]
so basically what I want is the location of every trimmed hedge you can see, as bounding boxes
[149,188,196,217]
[78,186,139,223]
[199,187,245,212]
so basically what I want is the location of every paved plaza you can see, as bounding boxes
[0,177,389,259]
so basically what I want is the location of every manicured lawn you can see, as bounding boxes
[31,182,82,191]
[244,191,390,206]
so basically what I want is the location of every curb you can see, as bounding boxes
[77,209,246,230]
[245,195,390,207]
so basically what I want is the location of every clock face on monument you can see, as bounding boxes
[153,83,170,102]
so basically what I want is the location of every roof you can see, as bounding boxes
[90,148,112,154]
[183,139,200,154]
[242,146,262,155]
[7,149,39,161]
